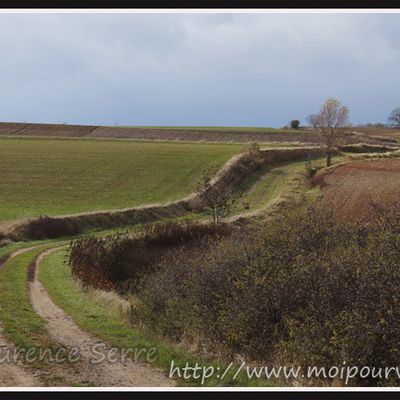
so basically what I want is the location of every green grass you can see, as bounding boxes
[235,160,304,213]
[238,167,287,212]
[0,241,34,259]
[0,245,62,351]
[0,238,65,259]
[40,248,277,387]
[234,156,349,215]
[0,137,242,223]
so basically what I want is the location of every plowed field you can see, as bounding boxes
[320,159,400,220]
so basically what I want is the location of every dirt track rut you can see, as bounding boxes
[29,249,174,387]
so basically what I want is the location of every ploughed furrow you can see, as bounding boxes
[319,158,400,221]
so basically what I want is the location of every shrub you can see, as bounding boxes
[69,220,232,293]
[13,216,80,240]
[134,206,400,386]
[339,144,396,153]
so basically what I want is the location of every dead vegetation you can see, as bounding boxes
[69,220,233,293]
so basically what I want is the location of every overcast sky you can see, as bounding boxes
[0,12,399,127]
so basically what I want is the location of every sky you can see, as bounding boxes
[0,12,399,128]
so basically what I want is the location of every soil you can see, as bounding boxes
[319,159,400,220]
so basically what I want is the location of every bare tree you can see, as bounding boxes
[196,171,238,228]
[388,107,400,128]
[310,98,350,167]
[195,143,261,227]
[306,114,317,127]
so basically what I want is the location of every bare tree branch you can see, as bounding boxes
[310,98,350,167]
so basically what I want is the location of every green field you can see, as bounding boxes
[0,137,242,223]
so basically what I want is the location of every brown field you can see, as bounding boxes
[351,126,400,140]
[319,159,400,220]
[0,121,393,145]
[0,122,97,137]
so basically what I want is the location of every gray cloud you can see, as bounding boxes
[0,12,399,127]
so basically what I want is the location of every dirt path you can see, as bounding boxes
[0,246,43,387]
[29,249,174,387]
[0,325,37,386]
